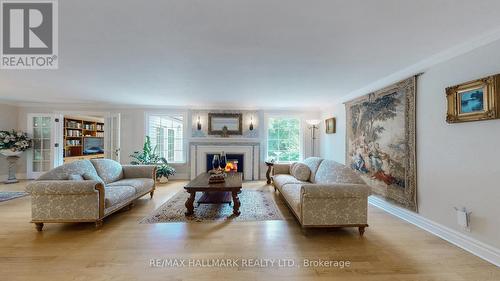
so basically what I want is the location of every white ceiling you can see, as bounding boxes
[2,0,500,109]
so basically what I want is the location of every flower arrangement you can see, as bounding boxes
[130,136,176,180]
[0,130,32,152]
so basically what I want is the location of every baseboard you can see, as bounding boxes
[0,173,27,182]
[169,173,189,180]
[368,196,500,267]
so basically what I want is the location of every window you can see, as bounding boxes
[167,129,175,162]
[267,117,301,162]
[148,114,184,163]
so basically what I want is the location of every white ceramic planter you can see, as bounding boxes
[0,149,22,157]
[158,176,169,184]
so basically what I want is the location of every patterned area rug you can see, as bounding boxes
[0,191,28,202]
[140,190,284,223]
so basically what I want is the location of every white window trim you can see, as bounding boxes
[263,113,304,163]
[145,110,188,164]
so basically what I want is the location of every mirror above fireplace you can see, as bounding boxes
[208,113,242,136]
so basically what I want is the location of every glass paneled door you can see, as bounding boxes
[27,114,63,179]
[105,113,121,162]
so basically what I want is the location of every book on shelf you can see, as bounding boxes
[66,129,81,137]
[64,117,105,159]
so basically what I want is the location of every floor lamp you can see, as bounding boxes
[306,119,321,157]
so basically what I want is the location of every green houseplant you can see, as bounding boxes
[130,136,175,182]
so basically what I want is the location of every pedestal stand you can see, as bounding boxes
[4,155,20,184]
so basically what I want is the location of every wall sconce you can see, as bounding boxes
[249,115,254,131]
[197,116,202,130]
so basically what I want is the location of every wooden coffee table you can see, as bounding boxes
[184,172,243,217]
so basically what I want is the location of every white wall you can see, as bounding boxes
[0,103,21,181]
[320,106,346,164]
[320,38,500,249]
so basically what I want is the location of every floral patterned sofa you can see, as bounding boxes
[26,159,156,231]
[272,157,371,235]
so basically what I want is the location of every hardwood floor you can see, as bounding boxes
[0,180,498,281]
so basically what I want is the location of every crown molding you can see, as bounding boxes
[328,26,500,108]
[3,100,320,112]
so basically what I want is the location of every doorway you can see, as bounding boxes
[26,112,120,179]
[63,115,106,164]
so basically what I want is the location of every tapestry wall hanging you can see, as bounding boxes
[345,76,417,212]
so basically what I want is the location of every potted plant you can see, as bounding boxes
[0,130,32,184]
[130,136,176,183]
[155,161,176,183]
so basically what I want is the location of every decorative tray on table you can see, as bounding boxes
[208,169,226,184]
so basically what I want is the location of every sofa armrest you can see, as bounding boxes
[272,163,291,175]
[301,183,370,199]
[122,165,156,179]
[26,180,103,195]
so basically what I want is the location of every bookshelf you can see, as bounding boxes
[64,117,105,163]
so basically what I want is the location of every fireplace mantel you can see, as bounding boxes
[188,137,260,144]
[189,141,260,180]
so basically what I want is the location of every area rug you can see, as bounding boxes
[140,190,284,223]
[0,191,28,202]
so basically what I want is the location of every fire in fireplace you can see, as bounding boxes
[206,153,244,174]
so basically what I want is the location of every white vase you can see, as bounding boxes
[0,149,22,157]
[158,176,169,184]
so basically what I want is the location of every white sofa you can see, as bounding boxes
[272,157,371,235]
[26,159,156,231]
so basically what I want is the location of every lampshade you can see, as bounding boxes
[306,119,321,126]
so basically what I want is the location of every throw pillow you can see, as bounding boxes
[291,162,311,181]
[82,173,105,185]
[90,159,124,184]
[290,162,298,174]
[68,174,84,181]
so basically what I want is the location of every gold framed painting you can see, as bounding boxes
[446,74,500,123]
[325,117,336,134]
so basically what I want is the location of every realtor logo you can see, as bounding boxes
[1,0,58,69]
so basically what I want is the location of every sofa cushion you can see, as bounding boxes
[291,162,311,181]
[122,165,156,179]
[273,163,291,175]
[68,174,84,181]
[302,157,324,183]
[315,160,366,185]
[104,185,136,208]
[273,174,307,189]
[82,172,105,185]
[107,178,154,195]
[280,183,302,217]
[91,159,124,184]
[301,183,370,198]
[37,160,100,181]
